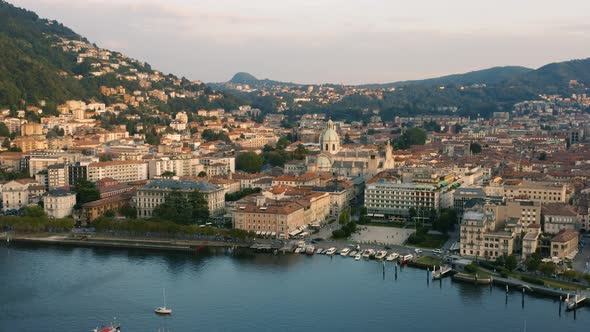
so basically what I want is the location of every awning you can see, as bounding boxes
[256,231,261,236]
[289,230,301,237]
[271,232,276,237]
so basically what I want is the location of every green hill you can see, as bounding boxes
[364,66,533,88]
[510,58,590,94]
[0,0,242,113]
[0,0,88,107]
[229,72,259,84]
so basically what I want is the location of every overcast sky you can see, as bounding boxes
[11,0,590,84]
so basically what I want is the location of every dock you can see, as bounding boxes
[565,294,587,311]
[432,265,452,280]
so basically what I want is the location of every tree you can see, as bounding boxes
[201,129,231,143]
[293,144,309,160]
[433,208,457,233]
[343,133,354,144]
[188,190,210,222]
[152,190,193,224]
[470,142,482,154]
[505,254,518,272]
[236,152,264,173]
[161,171,175,177]
[396,127,426,149]
[525,252,541,271]
[119,204,137,219]
[338,210,349,225]
[73,179,101,208]
[198,171,207,177]
[0,123,10,137]
[24,205,45,218]
[539,152,547,161]
[538,262,557,275]
[276,137,290,150]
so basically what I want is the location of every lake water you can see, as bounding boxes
[0,243,587,331]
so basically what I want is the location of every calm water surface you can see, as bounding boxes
[0,244,587,332]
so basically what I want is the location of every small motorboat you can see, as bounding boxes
[398,254,413,265]
[93,321,120,332]
[375,250,387,260]
[362,249,374,259]
[354,254,361,261]
[349,250,357,257]
[386,252,399,261]
[305,245,315,255]
[326,247,337,256]
[340,248,351,256]
[316,248,323,254]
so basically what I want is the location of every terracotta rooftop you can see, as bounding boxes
[551,230,579,243]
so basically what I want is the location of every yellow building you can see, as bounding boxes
[550,230,579,260]
[503,180,567,203]
[21,123,43,136]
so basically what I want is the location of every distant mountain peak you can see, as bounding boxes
[230,72,259,84]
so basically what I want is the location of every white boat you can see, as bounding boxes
[375,250,387,260]
[325,247,337,256]
[155,289,172,315]
[294,247,303,253]
[349,251,357,257]
[316,248,323,254]
[362,249,374,259]
[386,252,399,261]
[399,254,413,265]
[354,253,361,261]
[340,248,351,256]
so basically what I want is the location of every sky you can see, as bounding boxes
[10,0,590,84]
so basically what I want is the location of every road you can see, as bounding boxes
[572,237,590,274]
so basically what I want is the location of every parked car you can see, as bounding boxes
[414,248,423,254]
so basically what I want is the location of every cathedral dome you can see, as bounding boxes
[319,120,340,154]
[320,127,339,143]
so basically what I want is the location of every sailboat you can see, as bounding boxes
[154,288,172,315]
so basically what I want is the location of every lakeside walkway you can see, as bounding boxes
[6,233,252,252]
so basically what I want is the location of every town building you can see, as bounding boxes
[364,181,439,218]
[43,189,76,218]
[550,230,579,260]
[87,160,148,183]
[135,179,225,218]
[542,203,579,234]
[305,120,395,177]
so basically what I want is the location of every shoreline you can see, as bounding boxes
[3,232,589,306]
[3,233,250,252]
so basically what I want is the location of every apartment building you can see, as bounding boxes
[542,203,579,234]
[503,180,567,203]
[459,209,516,260]
[364,181,439,218]
[1,179,38,211]
[136,179,225,218]
[47,163,68,190]
[87,160,148,183]
[147,156,204,178]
